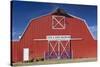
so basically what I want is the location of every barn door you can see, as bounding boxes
[46,35,72,59]
[23,48,29,61]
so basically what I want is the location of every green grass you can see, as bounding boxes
[12,58,97,66]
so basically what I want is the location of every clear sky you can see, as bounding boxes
[11,1,97,40]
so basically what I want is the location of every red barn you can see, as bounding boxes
[11,8,97,64]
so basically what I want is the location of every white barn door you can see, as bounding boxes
[23,48,29,61]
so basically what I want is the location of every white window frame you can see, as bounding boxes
[52,15,66,29]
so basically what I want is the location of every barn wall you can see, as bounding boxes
[12,14,97,63]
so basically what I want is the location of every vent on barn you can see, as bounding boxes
[51,8,72,29]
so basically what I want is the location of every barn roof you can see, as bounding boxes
[13,8,84,41]
[51,8,73,18]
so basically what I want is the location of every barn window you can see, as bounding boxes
[52,15,65,29]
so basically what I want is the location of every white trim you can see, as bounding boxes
[23,48,29,61]
[68,13,84,21]
[47,35,71,41]
[13,8,96,41]
[60,41,70,57]
[48,40,72,59]
[34,38,82,41]
[57,41,60,59]
[68,13,96,40]
[52,15,66,29]
[14,9,57,41]
[71,38,82,40]
[83,20,96,40]
[49,41,58,57]
[12,8,72,41]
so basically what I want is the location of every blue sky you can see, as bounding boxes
[11,1,97,40]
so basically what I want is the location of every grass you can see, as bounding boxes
[12,58,97,66]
